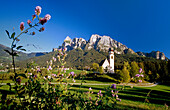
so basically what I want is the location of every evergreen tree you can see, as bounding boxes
[168,60,170,74]
[130,61,139,77]
[122,66,130,83]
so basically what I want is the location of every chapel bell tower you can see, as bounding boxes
[109,48,114,73]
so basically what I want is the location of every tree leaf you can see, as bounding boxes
[13,52,19,56]
[12,44,16,48]
[11,32,15,39]
[5,30,10,39]
[16,46,23,50]
[20,49,26,51]
[4,49,12,55]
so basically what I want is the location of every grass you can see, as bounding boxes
[69,84,170,109]
[0,69,169,109]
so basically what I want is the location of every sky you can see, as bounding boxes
[0,0,170,58]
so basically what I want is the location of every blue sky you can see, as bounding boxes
[0,0,170,58]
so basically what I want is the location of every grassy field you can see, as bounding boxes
[69,84,170,109]
[0,69,169,109]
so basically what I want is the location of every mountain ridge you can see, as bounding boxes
[0,44,48,64]
[57,34,167,60]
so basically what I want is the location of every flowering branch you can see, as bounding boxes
[3,6,51,108]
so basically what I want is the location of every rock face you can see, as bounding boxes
[55,34,168,60]
[58,36,87,51]
[58,34,135,54]
[136,51,168,60]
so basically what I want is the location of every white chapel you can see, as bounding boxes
[102,48,114,73]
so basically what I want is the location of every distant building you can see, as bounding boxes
[102,48,114,73]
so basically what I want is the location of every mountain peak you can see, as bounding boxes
[57,34,168,60]
[60,34,135,54]
[64,36,72,42]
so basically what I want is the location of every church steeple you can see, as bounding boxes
[109,48,114,73]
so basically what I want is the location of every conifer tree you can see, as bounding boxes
[130,61,139,77]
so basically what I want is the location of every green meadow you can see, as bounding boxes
[0,69,169,109]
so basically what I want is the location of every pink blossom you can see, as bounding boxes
[53,57,56,61]
[47,66,52,71]
[112,94,115,97]
[35,6,42,16]
[27,20,31,24]
[89,87,92,90]
[52,74,57,77]
[111,84,116,89]
[28,73,32,75]
[70,72,75,76]
[99,90,101,94]
[45,14,51,20]
[37,68,41,73]
[117,98,121,101]
[60,52,64,56]
[39,18,47,25]
[34,75,37,78]
[135,74,140,77]
[48,76,51,79]
[139,68,143,73]
[140,74,144,77]
[73,78,76,82]
[138,80,142,83]
[43,76,46,80]
[20,22,24,31]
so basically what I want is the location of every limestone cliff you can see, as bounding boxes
[136,51,168,61]
[59,34,135,54]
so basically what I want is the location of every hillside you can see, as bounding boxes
[0,44,48,65]
[15,48,165,69]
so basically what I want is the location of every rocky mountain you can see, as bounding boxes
[56,34,168,61]
[58,34,136,54]
[136,51,168,61]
